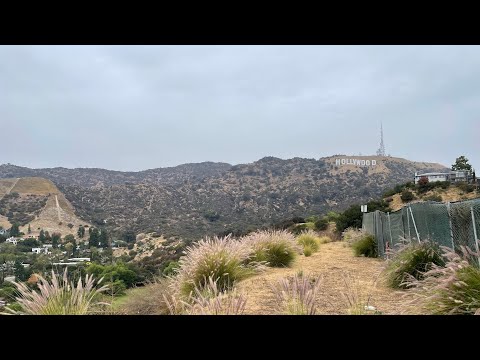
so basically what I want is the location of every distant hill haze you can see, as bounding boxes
[0,156,447,241]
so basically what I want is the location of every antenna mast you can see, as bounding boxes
[376,122,386,156]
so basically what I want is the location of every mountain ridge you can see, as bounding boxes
[0,155,448,241]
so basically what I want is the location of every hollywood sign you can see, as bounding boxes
[335,158,377,167]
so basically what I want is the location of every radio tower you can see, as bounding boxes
[376,122,386,156]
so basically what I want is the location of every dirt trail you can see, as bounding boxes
[55,195,61,221]
[236,242,419,315]
[0,178,19,200]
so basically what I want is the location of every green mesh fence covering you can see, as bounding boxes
[362,198,480,258]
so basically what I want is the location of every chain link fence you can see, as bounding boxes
[363,198,480,258]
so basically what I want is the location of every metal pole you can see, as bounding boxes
[407,206,411,241]
[409,206,421,243]
[447,202,455,251]
[387,212,393,245]
[470,206,480,267]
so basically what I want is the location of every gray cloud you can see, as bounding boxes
[0,45,478,171]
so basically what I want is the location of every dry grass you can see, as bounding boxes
[342,228,368,244]
[271,272,322,315]
[388,187,479,212]
[115,279,173,315]
[236,242,416,314]
[340,271,379,314]
[11,177,59,195]
[183,277,247,315]
[8,269,108,315]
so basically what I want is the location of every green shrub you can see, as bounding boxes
[297,231,320,253]
[291,223,315,234]
[305,215,319,223]
[314,218,328,231]
[243,230,298,268]
[424,194,442,202]
[325,211,340,222]
[456,182,475,193]
[106,280,127,296]
[303,245,313,257]
[384,241,446,289]
[335,200,390,233]
[318,236,332,244]
[163,261,180,276]
[437,181,450,189]
[406,246,480,314]
[351,235,377,258]
[401,190,415,202]
[0,283,17,302]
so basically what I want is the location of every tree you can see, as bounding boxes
[335,200,390,233]
[123,230,136,244]
[89,228,100,248]
[28,224,31,234]
[401,190,415,202]
[14,260,30,282]
[314,218,329,231]
[10,223,20,237]
[77,225,85,238]
[64,242,74,257]
[51,233,61,249]
[38,229,45,243]
[64,234,76,257]
[418,176,429,186]
[452,156,472,171]
[99,228,109,248]
[44,231,51,243]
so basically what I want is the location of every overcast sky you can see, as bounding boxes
[0,45,478,171]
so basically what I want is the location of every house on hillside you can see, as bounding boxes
[32,247,50,254]
[414,170,476,185]
[5,237,18,245]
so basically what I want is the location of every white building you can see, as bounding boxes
[5,237,17,245]
[414,170,475,185]
[414,172,449,184]
[32,246,50,254]
[67,257,90,262]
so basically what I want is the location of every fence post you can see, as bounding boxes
[447,202,455,251]
[387,212,393,245]
[407,206,411,241]
[409,206,421,243]
[470,206,480,267]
